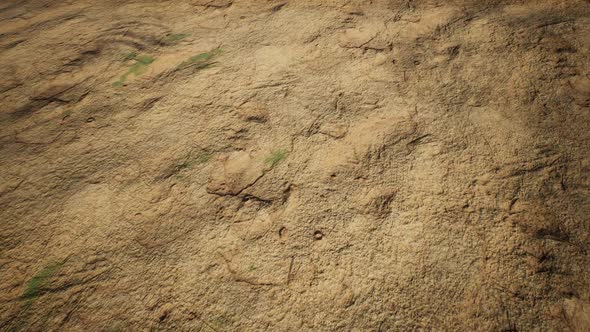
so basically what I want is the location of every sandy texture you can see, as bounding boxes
[1,0,590,331]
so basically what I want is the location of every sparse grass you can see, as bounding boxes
[178,47,222,70]
[23,262,63,299]
[172,151,213,180]
[134,55,156,65]
[196,151,212,164]
[119,51,138,62]
[163,33,190,45]
[180,151,212,169]
[113,54,156,87]
[265,150,288,168]
[248,264,257,272]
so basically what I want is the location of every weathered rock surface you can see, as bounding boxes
[207,150,266,195]
[1,0,590,331]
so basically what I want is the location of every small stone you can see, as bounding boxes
[314,230,324,240]
[279,226,288,238]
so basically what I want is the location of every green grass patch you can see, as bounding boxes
[112,54,156,87]
[163,33,190,45]
[265,150,288,168]
[172,151,213,180]
[195,151,212,164]
[23,262,63,299]
[119,51,138,62]
[178,47,222,70]
[179,151,212,170]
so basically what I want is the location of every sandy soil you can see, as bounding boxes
[1,0,590,331]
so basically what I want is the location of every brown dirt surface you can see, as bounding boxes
[1,0,590,331]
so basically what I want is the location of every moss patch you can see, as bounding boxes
[162,33,190,45]
[113,54,155,87]
[23,262,63,299]
[178,47,222,70]
[265,150,288,168]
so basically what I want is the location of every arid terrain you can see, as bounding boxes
[1,0,590,331]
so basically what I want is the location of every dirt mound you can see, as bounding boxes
[1,0,590,331]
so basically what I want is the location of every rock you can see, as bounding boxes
[207,151,265,195]
[339,28,377,49]
[319,123,347,138]
[231,211,273,240]
[307,110,415,179]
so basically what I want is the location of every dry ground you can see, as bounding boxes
[1,0,590,331]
